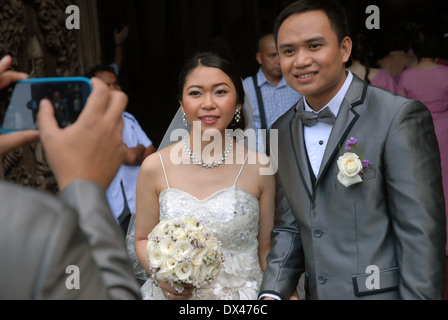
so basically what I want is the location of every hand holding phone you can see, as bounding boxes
[0,56,28,89]
[0,55,39,156]
[0,55,126,190]
[0,77,92,133]
[38,78,127,190]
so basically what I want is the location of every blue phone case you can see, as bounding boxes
[15,77,92,87]
[0,77,92,133]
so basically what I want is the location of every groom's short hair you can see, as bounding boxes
[273,0,350,45]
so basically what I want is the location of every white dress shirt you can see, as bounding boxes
[304,71,353,177]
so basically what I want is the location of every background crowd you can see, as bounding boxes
[96,0,448,148]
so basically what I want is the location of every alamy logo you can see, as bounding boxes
[365,265,380,290]
[66,5,80,30]
[365,5,380,30]
[65,265,80,290]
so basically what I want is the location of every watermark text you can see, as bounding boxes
[65,265,80,290]
[365,5,380,30]
[66,5,80,30]
[365,265,380,290]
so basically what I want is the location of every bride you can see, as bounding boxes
[132,50,275,300]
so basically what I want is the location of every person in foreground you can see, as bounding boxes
[0,55,141,299]
[259,0,446,300]
[134,50,275,300]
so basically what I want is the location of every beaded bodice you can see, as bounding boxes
[159,187,259,251]
[139,152,263,300]
[156,187,262,300]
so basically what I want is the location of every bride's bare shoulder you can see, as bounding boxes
[140,142,180,173]
[140,152,160,176]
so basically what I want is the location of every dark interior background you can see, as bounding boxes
[95,0,448,148]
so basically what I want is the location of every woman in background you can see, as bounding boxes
[398,27,448,300]
[348,33,397,93]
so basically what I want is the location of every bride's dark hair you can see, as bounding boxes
[177,50,246,130]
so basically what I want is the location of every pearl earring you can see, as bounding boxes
[234,109,242,123]
[182,112,188,126]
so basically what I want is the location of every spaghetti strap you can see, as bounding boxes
[157,152,170,189]
[234,151,250,187]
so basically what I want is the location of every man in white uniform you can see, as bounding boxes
[87,65,156,232]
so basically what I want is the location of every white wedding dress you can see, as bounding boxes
[138,152,262,300]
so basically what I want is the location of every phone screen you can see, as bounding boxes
[0,77,91,132]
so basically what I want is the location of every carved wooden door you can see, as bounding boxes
[0,0,101,193]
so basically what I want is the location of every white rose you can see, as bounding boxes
[206,259,221,279]
[206,238,220,251]
[148,248,166,269]
[163,255,178,271]
[184,217,197,227]
[156,267,174,282]
[191,247,208,266]
[192,232,206,244]
[174,262,194,282]
[152,223,165,237]
[337,152,363,187]
[193,263,207,284]
[172,240,194,261]
[159,237,175,255]
[172,227,187,241]
[146,240,158,255]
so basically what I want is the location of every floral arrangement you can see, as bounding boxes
[146,217,224,295]
[337,137,372,187]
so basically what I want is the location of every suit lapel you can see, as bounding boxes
[290,100,314,199]
[316,76,367,185]
[288,76,367,198]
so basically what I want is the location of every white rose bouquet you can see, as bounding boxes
[146,217,224,295]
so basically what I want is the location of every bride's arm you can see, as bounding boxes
[134,154,162,274]
[134,151,194,300]
[257,153,276,272]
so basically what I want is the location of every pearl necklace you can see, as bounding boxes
[183,134,233,169]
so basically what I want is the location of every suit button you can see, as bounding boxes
[313,229,323,238]
[318,276,327,284]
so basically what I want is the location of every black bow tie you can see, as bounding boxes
[297,107,336,127]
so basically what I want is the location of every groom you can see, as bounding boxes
[260,0,446,299]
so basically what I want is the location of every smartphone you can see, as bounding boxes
[0,77,91,133]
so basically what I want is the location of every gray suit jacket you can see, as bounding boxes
[0,180,141,300]
[260,76,446,299]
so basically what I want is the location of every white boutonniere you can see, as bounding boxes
[337,137,372,187]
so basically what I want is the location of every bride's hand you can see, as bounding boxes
[156,278,195,300]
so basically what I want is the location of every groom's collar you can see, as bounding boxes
[301,71,354,117]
